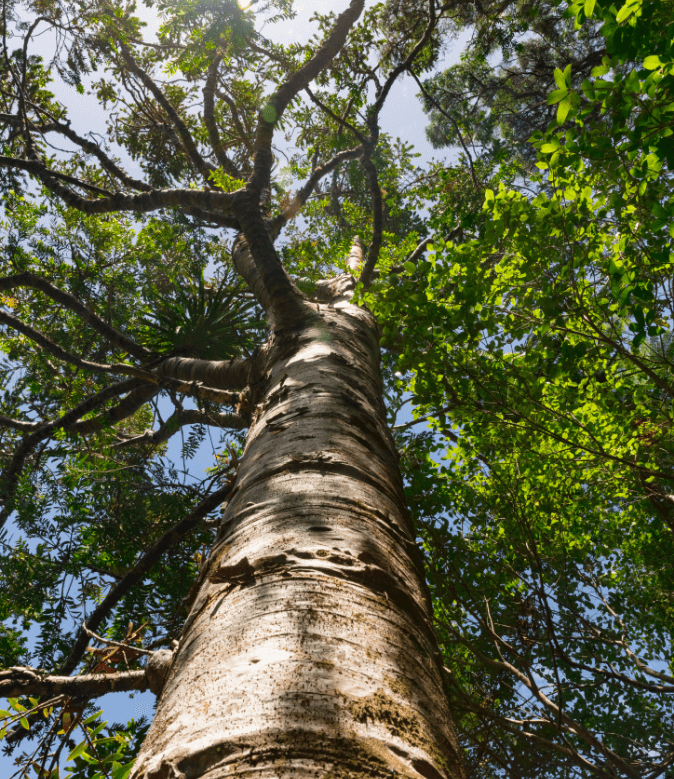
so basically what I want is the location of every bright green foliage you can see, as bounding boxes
[369,0,674,776]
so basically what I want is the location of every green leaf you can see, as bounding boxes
[557,96,573,124]
[19,717,29,730]
[548,88,568,105]
[82,710,105,725]
[404,261,416,274]
[67,740,89,762]
[112,761,135,779]
[616,0,640,23]
[584,0,596,15]
[643,55,664,70]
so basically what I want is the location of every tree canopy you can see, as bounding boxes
[1,0,673,777]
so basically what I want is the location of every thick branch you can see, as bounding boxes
[0,666,147,699]
[357,154,384,287]
[233,201,309,329]
[0,156,236,215]
[249,0,365,191]
[114,409,247,449]
[117,40,215,183]
[203,57,241,178]
[0,415,40,431]
[155,351,266,392]
[346,235,364,275]
[0,310,234,409]
[0,272,150,359]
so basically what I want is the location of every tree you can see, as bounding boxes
[2,0,674,778]
[0,1,469,778]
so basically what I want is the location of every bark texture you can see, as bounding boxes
[132,279,463,779]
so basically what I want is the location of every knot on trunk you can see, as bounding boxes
[146,649,175,696]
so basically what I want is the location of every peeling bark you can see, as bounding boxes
[132,280,463,779]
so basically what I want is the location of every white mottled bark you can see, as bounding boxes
[132,277,463,779]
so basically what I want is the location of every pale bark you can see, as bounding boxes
[132,278,463,779]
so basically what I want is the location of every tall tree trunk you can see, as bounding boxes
[132,278,464,779]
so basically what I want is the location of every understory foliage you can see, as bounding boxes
[0,0,672,777]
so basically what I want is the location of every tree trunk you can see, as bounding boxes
[132,278,464,779]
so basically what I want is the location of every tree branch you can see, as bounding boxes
[113,408,247,449]
[0,666,147,699]
[304,86,367,145]
[155,349,267,392]
[357,154,384,288]
[117,39,215,184]
[0,309,147,375]
[0,156,237,215]
[272,145,363,231]
[202,56,241,178]
[410,70,480,188]
[249,0,365,191]
[2,110,155,193]
[368,0,437,137]
[214,86,254,157]
[0,272,150,359]
[57,481,235,677]
[0,378,149,527]
[232,205,309,329]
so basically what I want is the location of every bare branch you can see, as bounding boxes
[272,145,362,231]
[410,70,480,188]
[304,86,367,145]
[81,623,154,657]
[368,0,437,134]
[0,666,147,699]
[113,408,247,449]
